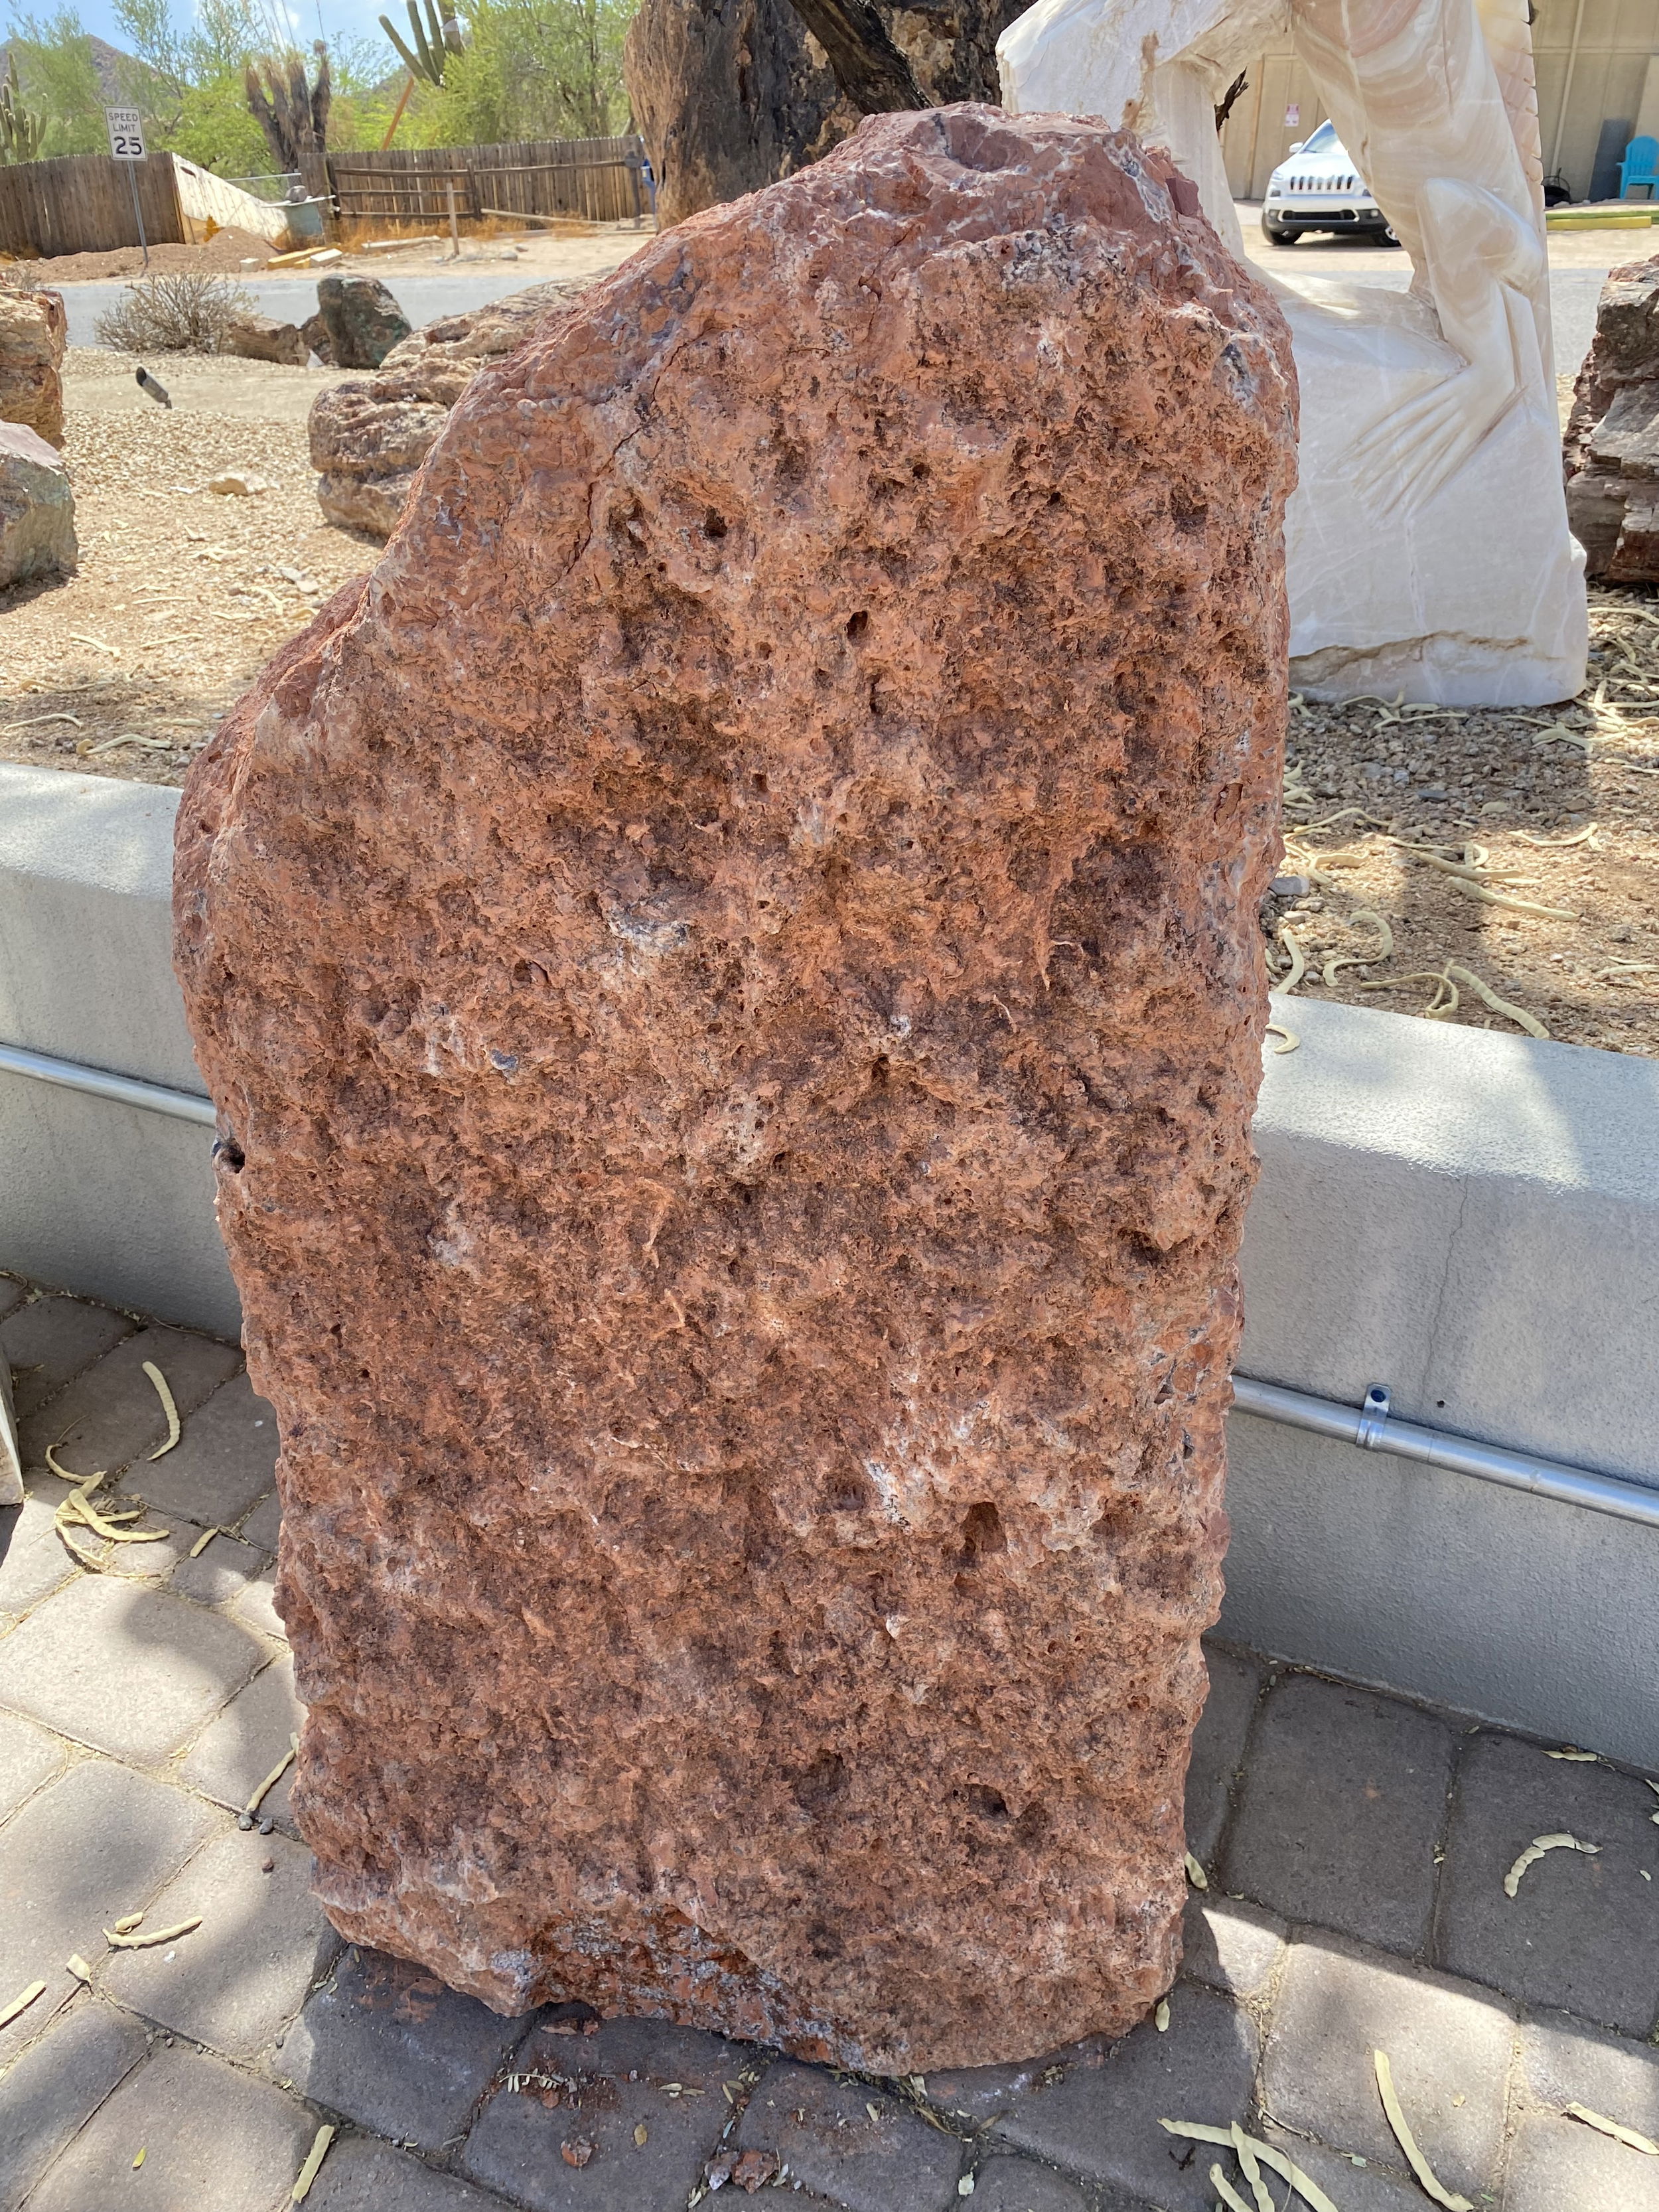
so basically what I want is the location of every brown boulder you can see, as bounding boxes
[175,107,1295,2071]
[1564,254,1659,578]
[0,419,76,587]
[0,286,68,448]
[309,282,579,539]
[220,312,307,367]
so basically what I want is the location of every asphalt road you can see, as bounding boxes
[60,252,1613,379]
[58,270,544,352]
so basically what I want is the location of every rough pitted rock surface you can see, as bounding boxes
[309,282,580,539]
[1565,254,1659,579]
[0,286,68,447]
[175,106,1296,2073]
[313,273,411,370]
[0,419,76,586]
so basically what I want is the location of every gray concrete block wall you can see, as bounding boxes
[0,765,236,1336]
[3,765,1658,1755]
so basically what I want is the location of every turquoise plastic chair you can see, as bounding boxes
[1619,134,1659,198]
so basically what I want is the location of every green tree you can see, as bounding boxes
[3,6,106,153]
[413,0,634,146]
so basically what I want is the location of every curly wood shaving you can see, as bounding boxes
[1265,1024,1300,1055]
[1408,853,1578,919]
[60,1489,167,1544]
[0,1979,46,2029]
[1185,1852,1208,1890]
[246,1737,299,1817]
[45,1446,105,1489]
[1565,2102,1659,2156]
[1232,2122,1275,2212]
[291,2123,336,2203]
[1546,1748,1598,1761]
[1159,2122,1342,2212]
[143,1363,180,1459]
[1504,1832,1599,1897]
[1277,926,1307,990]
[104,1917,202,1951]
[1444,966,1550,1039]
[1373,2049,1473,2211]
[1211,2164,1255,2212]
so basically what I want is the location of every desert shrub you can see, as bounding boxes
[94,271,256,354]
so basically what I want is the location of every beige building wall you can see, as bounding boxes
[1221,0,1659,201]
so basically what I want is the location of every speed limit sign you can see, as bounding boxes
[105,107,145,159]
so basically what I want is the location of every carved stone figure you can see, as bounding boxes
[175,106,1295,2071]
[1000,0,1588,705]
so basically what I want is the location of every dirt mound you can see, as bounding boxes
[5,228,279,287]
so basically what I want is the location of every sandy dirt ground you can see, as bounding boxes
[5,214,654,289]
[2,220,1655,1059]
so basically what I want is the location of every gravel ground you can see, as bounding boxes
[1273,591,1659,1059]
[0,354,378,788]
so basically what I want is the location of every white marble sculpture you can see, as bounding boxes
[999,0,1588,705]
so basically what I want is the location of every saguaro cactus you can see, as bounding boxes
[378,0,464,89]
[0,56,46,164]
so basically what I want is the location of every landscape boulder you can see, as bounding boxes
[0,285,68,448]
[1565,254,1659,579]
[301,311,333,366]
[0,420,76,587]
[311,273,411,370]
[220,311,307,367]
[309,281,579,538]
[175,106,1296,2071]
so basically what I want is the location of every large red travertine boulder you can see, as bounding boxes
[175,106,1296,2073]
[0,285,68,449]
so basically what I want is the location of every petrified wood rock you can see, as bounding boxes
[624,0,848,226]
[0,286,68,448]
[175,105,1295,2073]
[1565,254,1659,580]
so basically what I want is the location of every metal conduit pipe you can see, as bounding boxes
[5,1037,1658,1531]
[0,1041,217,1128]
[1231,1376,1659,1533]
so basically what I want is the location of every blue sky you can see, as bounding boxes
[52,0,397,62]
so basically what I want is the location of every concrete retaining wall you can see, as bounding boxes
[4,764,1658,1758]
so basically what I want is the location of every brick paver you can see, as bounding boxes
[101,1824,339,2060]
[1259,1934,1515,2200]
[1435,1730,1659,2034]
[1221,1674,1456,1953]
[0,1295,133,1420]
[735,2059,966,2211]
[179,1647,304,1830]
[16,1323,241,1475]
[989,1984,1259,2212]
[279,1947,530,2153]
[0,1998,149,2212]
[0,1571,265,1761]
[9,1276,1659,2212]
[0,1756,215,2064]
[461,2015,745,2211]
[25,2039,317,2211]
[0,1708,64,1823]
[135,1368,279,1524]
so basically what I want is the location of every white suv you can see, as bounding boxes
[1262,121,1400,246]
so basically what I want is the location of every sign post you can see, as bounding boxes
[104,107,149,270]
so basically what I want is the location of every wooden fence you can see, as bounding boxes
[321,135,650,229]
[0,152,186,261]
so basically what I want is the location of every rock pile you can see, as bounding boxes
[308,281,579,537]
[0,285,68,447]
[176,107,1295,2071]
[0,420,76,587]
[1565,254,1659,579]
